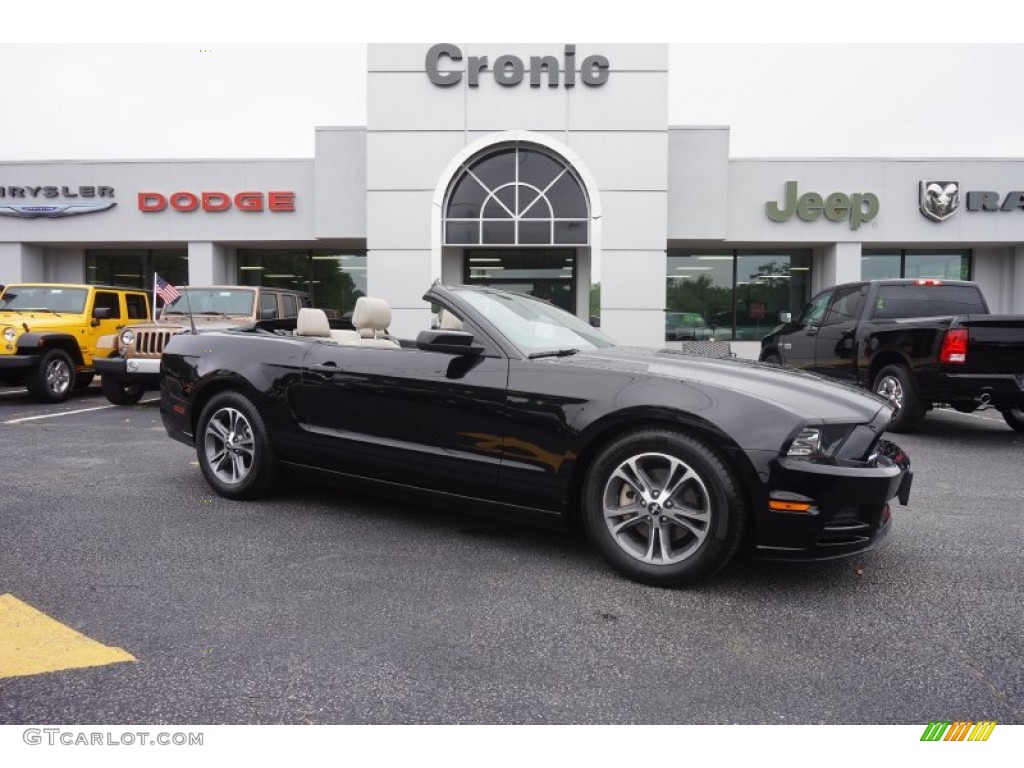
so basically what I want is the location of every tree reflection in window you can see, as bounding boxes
[445,145,589,246]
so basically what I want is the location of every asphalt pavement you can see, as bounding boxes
[0,383,1021,724]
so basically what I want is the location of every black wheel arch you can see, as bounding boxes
[189,374,267,437]
[17,333,85,366]
[565,407,763,542]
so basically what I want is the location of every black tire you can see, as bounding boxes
[73,372,95,390]
[1001,407,1024,434]
[581,429,746,587]
[26,349,76,403]
[196,391,278,500]
[873,364,926,433]
[101,374,146,405]
[761,351,782,365]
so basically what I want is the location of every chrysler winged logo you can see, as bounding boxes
[919,181,960,222]
[0,202,117,219]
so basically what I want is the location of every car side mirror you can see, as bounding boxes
[416,329,484,357]
[779,311,792,324]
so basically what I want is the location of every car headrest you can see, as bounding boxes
[296,307,331,337]
[438,309,464,330]
[353,297,392,336]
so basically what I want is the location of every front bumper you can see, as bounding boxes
[0,354,41,372]
[755,440,912,561]
[94,356,161,379]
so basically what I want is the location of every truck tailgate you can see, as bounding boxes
[957,315,1024,374]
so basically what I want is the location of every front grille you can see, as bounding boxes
[135,330,173,356]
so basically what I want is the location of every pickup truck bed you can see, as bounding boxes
[760,279,1024,433]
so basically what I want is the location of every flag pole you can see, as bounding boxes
[152,272,158,321]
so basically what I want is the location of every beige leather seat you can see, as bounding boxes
[438,308,464,330]
[296,307,331,338]
[347,296,400,348]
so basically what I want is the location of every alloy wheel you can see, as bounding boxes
[45,358,71,396]
[602,452,711,565]
[203,407,256,485]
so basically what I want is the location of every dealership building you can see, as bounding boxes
[3,43,1024,355]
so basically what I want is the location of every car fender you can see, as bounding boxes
[16,332,84,365]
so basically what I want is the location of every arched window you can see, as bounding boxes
[444,145,589,246]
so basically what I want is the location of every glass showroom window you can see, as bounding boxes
[237,250,367,316]
[445,145,589,246]
[862,249,971,280]
[666,251,811,341]
[86,249,187,290]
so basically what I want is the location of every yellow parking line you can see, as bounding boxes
[0,594,135,679]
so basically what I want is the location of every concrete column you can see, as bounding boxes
[0,243,45,283]
[1012,246,1024,314]
[187,242,228,285]
[366,249,433,338]
[600,250,667,346]
[815,242,862,293]
[45,248,85,283]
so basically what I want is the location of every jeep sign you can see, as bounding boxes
[766,181,879,230]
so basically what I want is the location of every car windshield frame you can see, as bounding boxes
[0,286,88,313]
[454,287,615,357]
[161,288,256,318]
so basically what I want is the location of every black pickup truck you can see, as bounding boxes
[760,279,1024,433]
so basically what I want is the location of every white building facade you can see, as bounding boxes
[3,43,1024,354]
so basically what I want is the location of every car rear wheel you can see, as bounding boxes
[873,364,925,433]
[1001,407,1024,434]
[101,374,147,405]
[196,391,278,499]
[26,349,75,403]
[581,429,746,587]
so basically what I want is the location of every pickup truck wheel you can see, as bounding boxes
[1001,407,1024,434]
[101,375,146,405]
[197,391,278,500]
[874,364,925,433]
[581,429,746,587]
[26,349,75,403]
[761,352,782,365]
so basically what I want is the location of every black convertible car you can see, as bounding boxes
[160,284,912,586]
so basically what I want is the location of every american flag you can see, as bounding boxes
[155,274,181,303]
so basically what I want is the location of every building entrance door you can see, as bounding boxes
[463,248,576,314]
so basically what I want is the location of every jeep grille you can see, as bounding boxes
[135,330,173,356]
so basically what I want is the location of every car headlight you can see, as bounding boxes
[2,327,15,343]
[120,329,135,345]
[785,424,856,460]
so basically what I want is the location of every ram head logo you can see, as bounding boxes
[919,181,960,222]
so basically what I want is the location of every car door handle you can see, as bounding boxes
[310,362,343,375]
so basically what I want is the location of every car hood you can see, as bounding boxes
[127,318,250,333]
[0,311,87,333]
[559,346,891,423]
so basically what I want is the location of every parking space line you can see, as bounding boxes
[2,398,159,424]
[0,593,135,679]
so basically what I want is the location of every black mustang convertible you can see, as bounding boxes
[160,284,912,586]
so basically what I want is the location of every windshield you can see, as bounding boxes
[0,286,88,313]
[458,288,615,355]
[162,289,255,317]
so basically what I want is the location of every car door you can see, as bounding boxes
[85,290,128,366]
[777,289,833,369]
[298,332,510,500]
[813,283,867,382]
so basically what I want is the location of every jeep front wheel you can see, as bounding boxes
[27,349,76,403]
[101,375,147,405]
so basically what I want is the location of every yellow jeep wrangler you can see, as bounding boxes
[0,283,151,402]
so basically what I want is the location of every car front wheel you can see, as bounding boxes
[196,391,278,499]
[1001,407,1024,434]
[26,349,76,403]
[582,429,746,587]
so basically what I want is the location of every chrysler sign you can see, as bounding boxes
[0,184,117,218]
